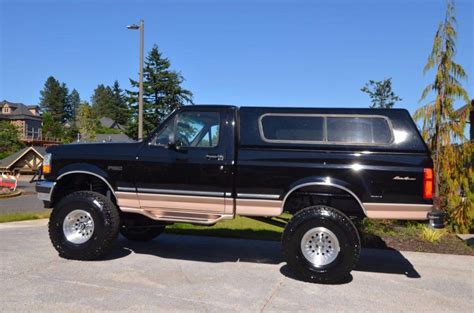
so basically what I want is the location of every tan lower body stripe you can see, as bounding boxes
[363,203,433,220]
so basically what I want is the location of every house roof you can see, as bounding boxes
[99,117,125,130]
[0,100,41,121]
[0,146,47,170]
[94,134,134,143]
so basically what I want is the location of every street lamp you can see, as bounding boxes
[127,19,144,140]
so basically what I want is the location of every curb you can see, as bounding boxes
[0,189,22,199]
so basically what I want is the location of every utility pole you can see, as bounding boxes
[127,19,145,140]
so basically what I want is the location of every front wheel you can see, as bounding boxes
[282,205,360,284]
[49,191,120,260]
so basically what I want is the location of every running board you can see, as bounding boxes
[120,207,233,225]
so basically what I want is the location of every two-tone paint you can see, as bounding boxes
[37,105,434,224]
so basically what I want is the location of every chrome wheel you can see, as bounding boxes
[300,227,340,267]
[63,210,94,244]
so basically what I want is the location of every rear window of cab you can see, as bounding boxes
[259,114,393,145]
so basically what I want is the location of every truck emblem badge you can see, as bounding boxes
[393,176,416,181]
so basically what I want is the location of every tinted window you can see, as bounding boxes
[176,111,220,147]
[260,115,324,142]
[150,120,174,146]
[327,117,392,144]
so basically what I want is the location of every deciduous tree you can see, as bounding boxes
[0,121,24,159]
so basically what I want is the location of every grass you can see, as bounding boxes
[0,210,51,223]
[164,214,290,241]
[420,226,447,243]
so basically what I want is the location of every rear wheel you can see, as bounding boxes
[282,205,360,283]
[49,191,120,260]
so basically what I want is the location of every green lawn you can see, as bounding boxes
[0,210,51,223]
[0,210,289,241]
[164,214,291,241]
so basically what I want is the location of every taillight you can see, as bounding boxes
[423,168,433,199]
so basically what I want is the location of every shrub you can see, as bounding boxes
[420,226,447,243]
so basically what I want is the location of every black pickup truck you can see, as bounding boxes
[36,105,442,283]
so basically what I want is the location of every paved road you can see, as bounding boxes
[1,219,473,312]
[0,176,44,214]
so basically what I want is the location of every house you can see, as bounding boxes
[0,146,46,174]
[99,117,125,131]
[0,100,42,139]
[94,134,134,143]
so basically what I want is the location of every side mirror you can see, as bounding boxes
[165,133,176,149]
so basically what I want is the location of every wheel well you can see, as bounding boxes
[283,184,366,218]
[51,173,116,207]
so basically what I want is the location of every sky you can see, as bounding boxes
[0,0,473,114]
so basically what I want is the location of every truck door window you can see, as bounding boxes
[176,111,220,148]
[149,119,174,146]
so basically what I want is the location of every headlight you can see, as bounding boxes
[42,153,52,174]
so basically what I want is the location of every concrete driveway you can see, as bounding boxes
[0,219,472,312]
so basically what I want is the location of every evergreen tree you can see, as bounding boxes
[127,45,193,138]
[361,78,402,108]
[39,76,68,122]
[67,89,81,123]
[91,84,115,119]
[111,81,130,125]
[414,0,472,232]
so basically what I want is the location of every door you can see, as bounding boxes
[135,108,232,218]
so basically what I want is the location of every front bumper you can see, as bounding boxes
[36,180,55,202]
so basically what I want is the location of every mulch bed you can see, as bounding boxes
[362,232,474,256]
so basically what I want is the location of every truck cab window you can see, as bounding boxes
[176,111,220,148]
[149,120,174,146]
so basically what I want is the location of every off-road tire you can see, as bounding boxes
[120,225,165,242]
[282,205,360,284]
[49,191,120,260]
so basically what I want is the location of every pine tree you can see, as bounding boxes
[39,76,68,122]
[414,0,472,232]
[361,78,402,108]
[127,45,193,138]
[91,84,115,119]
[67,89,81,123]
[111,81,130,125]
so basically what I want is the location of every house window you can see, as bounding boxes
[2,106,10,114]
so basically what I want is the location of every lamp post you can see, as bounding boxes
[127,19,144,140]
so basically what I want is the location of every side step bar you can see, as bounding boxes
[120,207,233,225]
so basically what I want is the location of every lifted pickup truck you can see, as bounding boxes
[37,105,442,283]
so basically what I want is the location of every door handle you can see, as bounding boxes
[206,154,224,161]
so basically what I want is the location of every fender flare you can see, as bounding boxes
[52,164,116,201]
[281,176,367,216]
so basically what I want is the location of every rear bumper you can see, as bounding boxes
[35,180,55,202]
